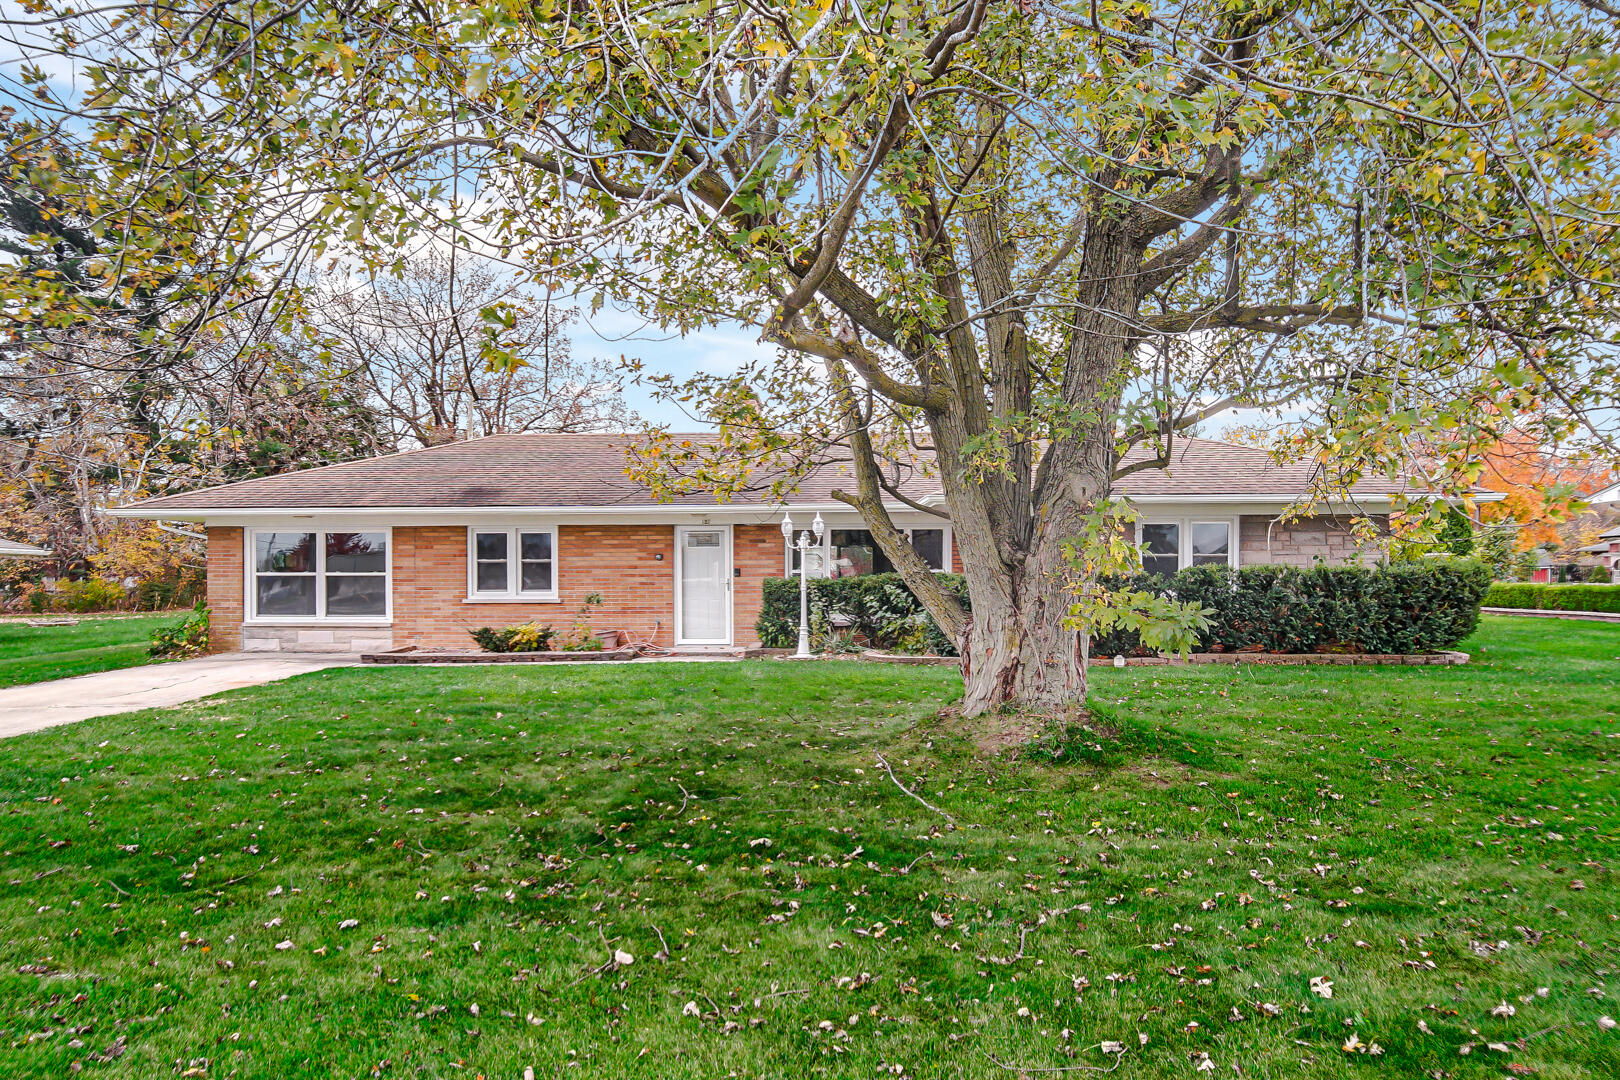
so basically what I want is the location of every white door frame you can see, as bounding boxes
[673,524,734,645]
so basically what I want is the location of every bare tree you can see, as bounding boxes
[312,253,630,449]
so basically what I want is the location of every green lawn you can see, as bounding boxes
[0,614,177,689]
[1,615,1615,1078]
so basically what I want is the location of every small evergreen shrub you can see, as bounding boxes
[149,602,210,658]
[757,573,969,654]
[1587,565,1613,583]
[469,622,556,652]
[759,560,1490,657]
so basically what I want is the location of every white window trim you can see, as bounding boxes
[243,527,392,624]
[784,525,954,577]
[1135,517,1241,572]
[465,525,560,603]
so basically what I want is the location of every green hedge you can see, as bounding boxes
[757,574,969,655]
[760,559,1489,657]
[1092,559,1490,656]
[1484,582,1620,613]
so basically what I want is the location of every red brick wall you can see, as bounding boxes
[392,524,679,649]
[202,521,791,652]
[733,524,783,646]
[205,527,244,652]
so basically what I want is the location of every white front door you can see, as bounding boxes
[675,526,732,645]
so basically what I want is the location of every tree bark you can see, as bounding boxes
[940,220,1143,717]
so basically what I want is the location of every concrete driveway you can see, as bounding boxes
[0,653,358,738]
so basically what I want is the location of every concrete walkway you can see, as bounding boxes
[0,653,358,738]
[1481,606,1620,624]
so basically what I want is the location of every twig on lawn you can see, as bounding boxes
[873,752,955,824]
[979,1048,1127,1073]
[761,988,811,999]
[105,879,131,897]
[664,783,694,819]
[32,867,66,881]
[896,852,937,876]
[219,864,263,887]
[651,925,671,960]
[566,958,615,987]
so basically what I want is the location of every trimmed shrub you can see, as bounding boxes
[1483,583,1541,610]
[1483,582,1620,613]
[469,622,556,652]
[1588,565,1613,584]
[1093,559,1489,656]
[757,573,969,654]
[1541,584,1620,613]
[759,560,1489,656]
[149,602,210,658]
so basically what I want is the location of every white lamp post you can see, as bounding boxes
[780,510,825,657]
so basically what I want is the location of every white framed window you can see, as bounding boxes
[786,526,952,578]
[246,528,390,622]
[466,526,559,601]
[1136,517,1238,575]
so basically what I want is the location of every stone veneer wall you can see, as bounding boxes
[1238,514,1388,567]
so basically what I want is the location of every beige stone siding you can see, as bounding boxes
[241,625,395,653]
[1239,514,1387,567]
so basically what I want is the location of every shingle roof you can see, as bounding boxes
[1113,439,1406,498]
[117,433,1407,514]
[0,538,52,557]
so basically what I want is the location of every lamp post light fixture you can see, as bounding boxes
[780,510,825,658]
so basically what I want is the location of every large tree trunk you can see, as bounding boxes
[947,222,1141,717]
[955,448,1113,715]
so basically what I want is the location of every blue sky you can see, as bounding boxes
[567,298,778,429]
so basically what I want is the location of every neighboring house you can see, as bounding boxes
[111,434,1410,654]
[1583,525,1620,575]
[0,539,52,559]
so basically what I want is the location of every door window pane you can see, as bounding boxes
[1190,522,1230,566]
[256,575,316,616]
[256,532,315,573]
[326,532,386,573]
[1141,523,1180,577]
[911,529,946,570]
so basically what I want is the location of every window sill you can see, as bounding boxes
[463,596,562,604]
[243,619,393,627]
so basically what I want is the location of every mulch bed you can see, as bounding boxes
[363,647,644,664]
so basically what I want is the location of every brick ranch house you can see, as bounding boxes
[112,434,1406,654]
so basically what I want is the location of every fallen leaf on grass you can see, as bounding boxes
[1309,976,1334,998]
